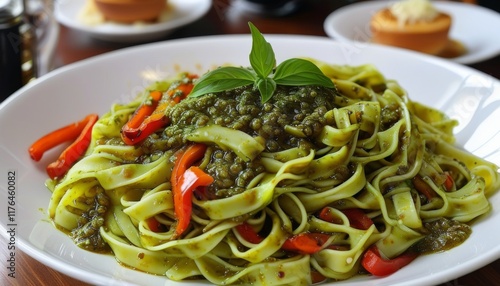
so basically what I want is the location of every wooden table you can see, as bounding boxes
[2,0,499,285]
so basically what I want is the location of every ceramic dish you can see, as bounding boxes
[323,1,500,64]
[55,0,212,42]
[1,35,499,286]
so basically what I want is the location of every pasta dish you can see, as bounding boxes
[29,24,499,285]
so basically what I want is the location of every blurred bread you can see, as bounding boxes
[370,0,451,55]
[93,0,166,23]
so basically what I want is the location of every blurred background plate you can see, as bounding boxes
[55,0,212,43]
[323,0,500,64]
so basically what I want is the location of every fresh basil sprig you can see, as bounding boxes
[189,22,335,103]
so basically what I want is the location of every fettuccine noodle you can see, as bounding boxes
[46,61,500,285]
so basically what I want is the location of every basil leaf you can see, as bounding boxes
[189,66,257,98]
[249,22,275,79]
[189,22,337,103]
[273,58,335,88]
[257,78,276,103]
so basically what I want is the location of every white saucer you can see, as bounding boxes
[55,0,212,43]
[324,1,500,64]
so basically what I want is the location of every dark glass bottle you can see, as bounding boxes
[0,0,37,101]
[235,0,304,16]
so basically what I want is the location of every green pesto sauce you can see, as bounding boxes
[412,217,472,254]
[144,85,345,197]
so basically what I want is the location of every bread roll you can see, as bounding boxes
[93,0,166,23]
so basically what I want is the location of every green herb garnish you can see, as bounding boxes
[188,22,335,103]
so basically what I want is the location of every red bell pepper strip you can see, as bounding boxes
[146,216,167,232]
[310,270,327,284]
[121,75,197,145]
[340,208,373,230]
[167,75,198,104]
[362,245,418,276]
[171,143,211,238]
[236,222,330,254]
[124,90,162,135]
[412,175,436,200]
[319,207,373,230]
[121,90,163,145]
[281,233,331,254]
[318,207,342,224]
[443,172,454,192]
[175,166,213,236]
[28,113,98,162]
[235,222,264,244]
[171,143,207,188]
[44,114,99,179]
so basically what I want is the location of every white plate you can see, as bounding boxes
[323,1,500,64]
[1,35,500,286]
[55,0,212,43]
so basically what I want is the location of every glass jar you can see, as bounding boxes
[0,0,37,101]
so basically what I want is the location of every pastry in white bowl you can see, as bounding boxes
[370,0,452,55]
[93,0,167,23]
